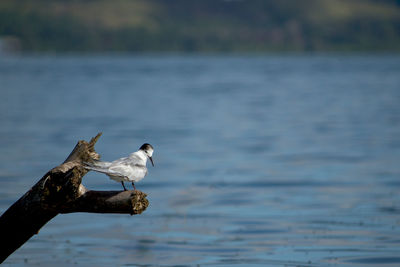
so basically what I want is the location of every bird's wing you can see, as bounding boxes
[108,162,130,176]
[110,156,130,165]
[128,153,143,163]
[85,165,120,176]
[109,163,147,180]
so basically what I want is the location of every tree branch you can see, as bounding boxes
[60,189,149,215]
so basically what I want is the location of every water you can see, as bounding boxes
[0,54,400,266]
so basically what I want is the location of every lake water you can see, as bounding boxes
[0,54,400,266]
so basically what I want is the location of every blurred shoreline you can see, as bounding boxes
[1,0,399,53]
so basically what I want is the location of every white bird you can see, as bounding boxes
[84,143,154,191]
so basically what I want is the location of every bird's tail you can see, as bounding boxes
[83,160,111,173]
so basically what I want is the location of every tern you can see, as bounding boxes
[84,143,154,191]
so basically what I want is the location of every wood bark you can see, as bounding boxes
[0,133,149,263]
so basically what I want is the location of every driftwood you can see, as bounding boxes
[0,133,149,263]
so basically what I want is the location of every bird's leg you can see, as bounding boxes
[121,181,127,191]
[131,182,136,191]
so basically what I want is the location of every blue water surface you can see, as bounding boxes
[0,54,400,266]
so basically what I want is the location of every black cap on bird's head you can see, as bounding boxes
[140,143,153,151]
[139,143,154,166]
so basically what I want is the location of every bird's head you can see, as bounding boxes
[139,143,154,166]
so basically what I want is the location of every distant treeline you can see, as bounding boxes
[0,0,400,52]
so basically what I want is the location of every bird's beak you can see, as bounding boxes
[149,156,154,167]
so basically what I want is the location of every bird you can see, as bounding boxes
[84,143,154,191]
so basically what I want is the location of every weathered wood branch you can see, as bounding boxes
[60,189,148,214]
[0,133,149,263]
